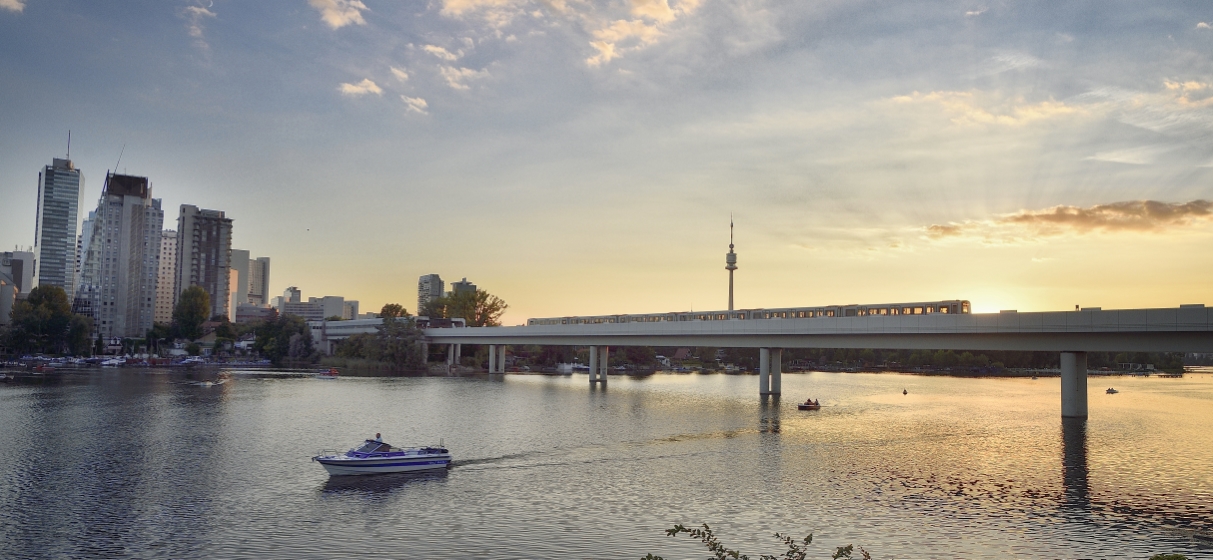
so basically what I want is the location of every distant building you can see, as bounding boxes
[154,230,177,324]
[275,288,359,321]
[235,303,277,324]
[75,173,164,338]
[0,270,16,326]
[228,268,240,321]
[343,300,359,321]
[270,296,283,310]
[0,250,36,296]
[230,249,250,308]
[175,205,233,321]
[418,274,443,314]
[34,157,84,295]
[449,277,476,296]
[282,286,301,305]
[248,256,270,305]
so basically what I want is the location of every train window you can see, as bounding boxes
[925,307,933,314]
[827,310,834,317]
[738,313,747,319]
[962,302,970,313]
[939,307,949,314]
[914,307,923,315]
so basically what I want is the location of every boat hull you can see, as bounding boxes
[314,454,451,476]
[797,404,821,410]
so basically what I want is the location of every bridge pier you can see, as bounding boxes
[1061,351,1088,418]
[447,344,462,372]
[588,345,609,383]
[759,348,782,395]
[497,345,507,373]
[488,345,507,373]
[489,345,497,373]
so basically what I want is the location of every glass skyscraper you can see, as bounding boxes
[34,157,83,294]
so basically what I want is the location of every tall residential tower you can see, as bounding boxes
[175,205,233,321]
[418,274,443,314]
[34,157,84,294]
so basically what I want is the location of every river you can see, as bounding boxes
[0,368,1210,559]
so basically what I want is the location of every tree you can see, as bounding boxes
[380,303,406,319]
[254,313,314,366]
[173,286,210,340]
[68,314,94,356]
[324,315,345,321]
[376,315,426,369]
[7,285,75,354]
[423,289,508,327]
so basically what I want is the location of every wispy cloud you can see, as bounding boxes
[965,8,986,16]
[891,90,1082,126]
[1198,22,1210,29]
[439,66,489,90]
[181,5,217,50]
[390,67,409,81]
[1084,145,1173,165]
[339,78,382,96]
[927,200,1213,240]
[309,0,368,29]
[0,0,25,13]
[423,45,461,61]
[401,95,429,114]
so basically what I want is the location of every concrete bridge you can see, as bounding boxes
[424,305,1213,418]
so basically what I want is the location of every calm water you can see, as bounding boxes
[1,368,1210,559]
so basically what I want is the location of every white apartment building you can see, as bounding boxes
[154,230,177,324]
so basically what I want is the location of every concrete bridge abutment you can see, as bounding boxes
[759,348,782,395]
[588,346,609,384]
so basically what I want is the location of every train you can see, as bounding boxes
[526,300,971,326]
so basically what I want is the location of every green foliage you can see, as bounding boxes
[173,286,211,340]
[185,342,201,356]
[324,315,346,321]
[68,314,94,356]
[422,289,508,327]
[331,315,426,371]
[6,285,81,354]
[644,524,820,560]
[380,303,406,319]
[253,313,315,366]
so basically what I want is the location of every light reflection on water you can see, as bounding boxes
[0,369,1210,559]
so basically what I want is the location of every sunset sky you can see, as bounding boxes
[1,0,1210,325]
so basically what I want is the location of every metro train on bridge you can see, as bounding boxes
[527,300,971,326]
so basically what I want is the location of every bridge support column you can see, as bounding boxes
[759,348,770,395]
[447,344,455,369]
[597,346,610,383]
[489,345,497,373]
[770,348,782,395]
[589,346,608,383]
[497,345,507,373]
[1061,351,1088,418]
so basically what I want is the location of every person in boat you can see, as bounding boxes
[374,432,382,442]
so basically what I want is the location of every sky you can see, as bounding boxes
[1,0,1211,325]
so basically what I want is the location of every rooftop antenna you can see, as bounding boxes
[66,130,71,159]
[113,143,125,173]
[725,215,737,311]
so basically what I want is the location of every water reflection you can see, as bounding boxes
[1061,417,1089,512]
[320,469,450,496]
[759,394,780,434]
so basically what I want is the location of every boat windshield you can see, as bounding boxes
[355,441,390,453]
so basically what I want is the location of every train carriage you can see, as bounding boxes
[526,300,970,326]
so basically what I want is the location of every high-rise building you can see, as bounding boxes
[450,277,476,296]
[34,157,84,295]
[343,300,359,320]
[230,249,250,308]
[154,230,177,324]
[248,256,270,305]
[418,274,443,313]
[75,173,164,338]
[283,286,301,304]
[175,205,233,321]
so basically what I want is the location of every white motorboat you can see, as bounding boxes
[100,358,124,367]
[312,439,451,476]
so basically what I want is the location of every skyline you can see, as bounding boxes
[2,1,1211,325]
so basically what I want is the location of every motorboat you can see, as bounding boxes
[315,368,340,379]
[100,358,124,367]
[313,439,452,476]
[1106,387,1119,394]
[798,399,821,410]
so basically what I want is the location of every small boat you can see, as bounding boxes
[797,399,821,410]
[313,439,451,476]
[1106,387,1118,394]
[902,389,908,395]
[100,358,124,367]
[315,368,340,379]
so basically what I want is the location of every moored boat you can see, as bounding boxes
[315,368,340,379]
[312,438,451,476]
[1106,387,1118,394]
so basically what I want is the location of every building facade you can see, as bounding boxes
[154,230,177,324]
[34,157,84,295]
[248,256,270,305]
[230,249,250,309]
[418,273,443,314]
[0,250,36,296]
[450,277,476,296]
[175,205,233,321]
[75,173,164,338]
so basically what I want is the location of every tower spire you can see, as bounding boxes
[725,216,737,311]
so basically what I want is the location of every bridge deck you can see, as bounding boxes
[424,307,1213,352]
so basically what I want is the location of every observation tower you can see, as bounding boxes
[726,219,737,311]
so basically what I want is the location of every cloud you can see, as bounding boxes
[0,0,24,13]
[339,78,382,96]
[587,19,665,66]
[309,0,368,29]
[182,5,217,50]
[891,90,1082,126]
[927,200,1213,240]
[390,67,409,81]
[439,66,489,90]
[1198,22,1210,29]
[401,96,428,114]
[1084,145,1173,165]
[423,45,461,61]
[965,8,986,16]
